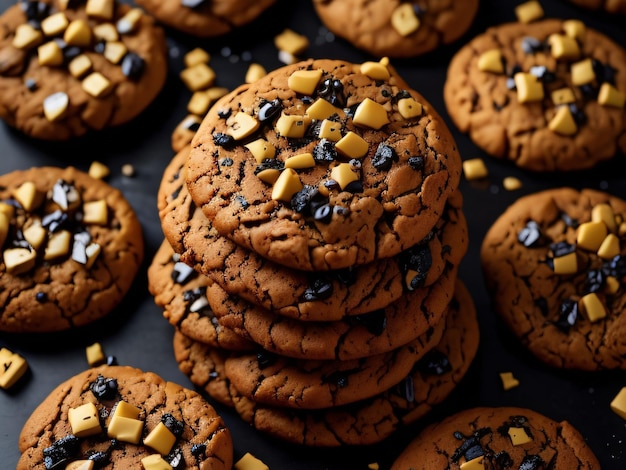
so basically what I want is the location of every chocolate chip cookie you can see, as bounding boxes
[134,0,277,37]
[0,0,168,140]
[481,187,626,370]
[186,58,462,271]
[444,18,626,171]
[0,166,144,333]
[312,0,480,58]
[390,406,600,469]
[17,364,233,470]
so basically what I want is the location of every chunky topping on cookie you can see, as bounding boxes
[0,347,28,389]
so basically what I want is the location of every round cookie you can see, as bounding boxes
[444,18,626,171]
[312,0,480,59]
[134,0,276,37]
[147,238,255,351]
[161,145,466,321]
[229,281,479,446]
[207,259,458,361]
[17,365,233,470]
[0,166,144,333]
[390,406,600,469]
[566,0,626,13]
[481,187,626,370]
[185,58,462,271]
[0,0,168,140]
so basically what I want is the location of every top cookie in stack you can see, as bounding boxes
[185,57,461,272]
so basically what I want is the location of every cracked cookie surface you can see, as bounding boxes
[481,187,626,370]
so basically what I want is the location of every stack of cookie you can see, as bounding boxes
[150,58,479,445]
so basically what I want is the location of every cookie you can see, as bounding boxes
[0,0,168,140]
[0,166,144,333]
[229,280,479,446]
[312,0,479,58]
[17,364,233,470]
[222,309,447,410]
[566,0,626,13]
[444,18,626,171]
[390,406,600,469]
[207,258,458,360]
[161,145,466,322]
[480,187,626,370]
[134,0,277,37]
[147,238,255,351]
[185,58,462,271]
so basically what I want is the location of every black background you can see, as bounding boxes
[1,0,626,468]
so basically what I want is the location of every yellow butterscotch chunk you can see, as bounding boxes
[0,348,28,389]
[187,87,229,116]
[318,119,342,141]
[397,97,423,119]
[477,49,504,74]
[571,58,595,86]
[271,168,303,202]
[499,371,520,390]
[460,456,484,470]
[288,69,323,95]
[353,98,389,129]
[86,342,106,366]
[44,230,71,260]
[184,48,210,68]
[41,12,69,36]
[390,3,420,37]
[83,199,108,225]
[552,251,577,274]
[117,8,143,34]
[43,91,69,121]
[226,112,260,141]
[610,387,626,420]
[23,223,46,250]
[462,158,488,180]
[330,163,359,190]
[514,73,544,103]
[503,176,522,191]
[547,34,580,60]
[3,248,36,274]
[367,464,380,470]
[84,242,101,269]
[64,19,92,47]
[0,202,14,219]
[103,41,127,64]
[68,54,93,78]
[551,87,576,105]
[180,63,216,91]
[597,233,620,259]
[285,153,315,169]
[306,98,343,120]
[360,60,390,81]
[548,106,577,136]
[108,401,143,443]
[256,168,281,185]
[508,427,533,445]
[66,460,94,470]
[92,23,118,42]
[0,213,8,247]
[86,0,114,20]
[144,422,177,455]
[275,113,311,138]
[577,221,608,251]
[335,131,369,159]
[274,28,309,55]
[605,276,620,294]
[620,222,626,237]
[245,63,267,84]
[38,41,64,66]
[13,181,44,211]
[562,19,585,40]
[69,403,102,437]
[515,1,544,23]
[245,139,276,163]
[82,72,112,98]
[598,83,625,109]
[141,454,173,470]
[234,452,269,470]
[12,23,43,49]
[591,203,617,233]
[582,292,606,322]
[88,161,110,179]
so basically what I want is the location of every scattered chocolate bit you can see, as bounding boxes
[371,143,397,171]
[353,309,387,336]
[302,276,333,301]
[212,132,235,148]
[167,448,185,469]
[43,435,80,470]
[417,349,451,375]
[550,241,575,257]
[519,455,544,470]
[257,351,277,369]
[171,261,195,284]
[395,375,415,402]
[257,99,282,123]
[312,138,338,162]
[121,52,145,80]
[317,77,345,107]
[191,443,207,459]
[555,298,578,332]
[35,292,47,302]
[161,413,184,438]
[518,220,542,247]
[90,375,119,400]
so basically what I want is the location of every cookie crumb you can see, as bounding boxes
[121,164,135,177]
[499,371,520,390]
[503,176,522,191]
[0,347,28,389]
[86,342,106,366]
[234,452,269,470]
[462,158,488,180]
[610,387,626,420]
